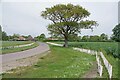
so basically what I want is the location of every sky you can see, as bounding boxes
[0,0,119,37]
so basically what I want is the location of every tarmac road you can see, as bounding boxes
[1,42,50,63]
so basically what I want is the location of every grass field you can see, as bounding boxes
[1,41,39,54]
[2,45,96,78]
[54,42,119,78]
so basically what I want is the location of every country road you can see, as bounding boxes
[1,42,49,63]
[0,42,50,73]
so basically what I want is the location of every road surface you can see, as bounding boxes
[1,42,49,63]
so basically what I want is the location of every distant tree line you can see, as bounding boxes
[47,33,109,42]
[34,33,46,41]
[72,33,109,42]
[0,25,47,41]
[0,23,120,42]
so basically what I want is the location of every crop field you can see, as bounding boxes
[2,45,96,78]
[56,42,119,57]
[54,42,119,78]
[1,41,39,54]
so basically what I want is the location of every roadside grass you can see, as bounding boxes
[98,54,109,78]
[2,42,39,54]
[3,45,96,78]
[101,50,119,78]
[53,42,119,78]
[2,41,33,47]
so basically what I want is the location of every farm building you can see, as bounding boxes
[18,36,26,41]
[9,35,35,41]
[26,35,34,41]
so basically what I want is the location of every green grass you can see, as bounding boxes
[54,42,119,78]
[3,45,96,78]
[2,41,33,47]
[98,54,109,78]
[101,50,119,78]
[56,42,117,53]
[1,41,39,54]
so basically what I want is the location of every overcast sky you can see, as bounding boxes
[1,0,119,37]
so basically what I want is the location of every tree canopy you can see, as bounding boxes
[2,31,8,41]
[0,25,2,40]
[100,33,108,41]
[112,24,120,42]
[36,33,46,41]
[41,4,98,47]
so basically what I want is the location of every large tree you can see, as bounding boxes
[41,4,98,47]
[0,25,8,41]
[2,31,8,41]
[39,33,46,40]
[36,33,46,41]
[0,25,2,40]
[100,33,108,41]
[112,24,120,42]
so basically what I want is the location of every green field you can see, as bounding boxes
[56,42,119,57]
[3,45,96,78]
[54,42,119,78]
[1,41,39,54]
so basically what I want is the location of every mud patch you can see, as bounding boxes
[82,61,98,78]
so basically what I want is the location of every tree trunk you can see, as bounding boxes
[63,35,68,47]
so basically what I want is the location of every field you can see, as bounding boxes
[2,45,96,78]
[1,41,39,54]
[54,42,119,78]
[55,42,119,58]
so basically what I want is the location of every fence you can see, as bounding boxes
[46,42,63,46]
[100,52,112,79]
[96,52,103,76]
[73,47,112,78]
[73,47,96,55]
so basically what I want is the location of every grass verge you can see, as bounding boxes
[2,41,33,47]
[101,50,119,78]
[49,42,119,78]
[2,42,39,54]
